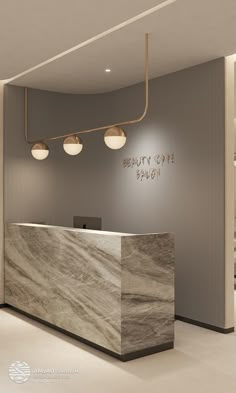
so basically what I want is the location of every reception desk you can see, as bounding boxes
[5,223,175,361]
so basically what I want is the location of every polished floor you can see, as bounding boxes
[0,296,236,393]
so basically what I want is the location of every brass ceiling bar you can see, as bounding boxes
[25,33,149,144]
[24,87,28,142]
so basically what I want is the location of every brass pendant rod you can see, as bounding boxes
[25,33,149,144]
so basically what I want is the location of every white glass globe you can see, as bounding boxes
[63,135,83,155]
[104,127,127,150]
[31,143,49,160]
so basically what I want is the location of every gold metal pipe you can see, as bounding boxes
[25,33,149,144]
[24,87,28,142]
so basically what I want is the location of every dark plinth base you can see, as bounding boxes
[175,314,234,334]
[3,304,174,361]
[120,341,174,361]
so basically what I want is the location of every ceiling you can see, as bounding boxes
[0,0,166,79]
[3,0,236,94]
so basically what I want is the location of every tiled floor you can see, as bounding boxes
[0,296,236,393]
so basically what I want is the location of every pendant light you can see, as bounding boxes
[24,34,149,159]
[63,135,83,155]
[31,142,49,160]
[104,127,127,150]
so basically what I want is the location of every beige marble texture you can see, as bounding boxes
[4,223,175,358]
[121,234,175,353]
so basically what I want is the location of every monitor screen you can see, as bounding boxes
[73,216,102,230]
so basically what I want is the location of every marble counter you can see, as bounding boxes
[5,223,175,361]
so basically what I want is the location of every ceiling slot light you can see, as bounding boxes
[104,127,127,150]
[63,135,83,155]
[31,142,49,160]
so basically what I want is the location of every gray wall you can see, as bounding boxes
[4,58,227,328]
[0,82,4,304]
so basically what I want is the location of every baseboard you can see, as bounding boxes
[120,342,174,361]
[175,314,234,334]
[0,304,7,308]
[4,304,173,361]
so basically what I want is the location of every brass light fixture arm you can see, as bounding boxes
[25,33,149,144]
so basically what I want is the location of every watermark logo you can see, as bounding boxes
[8,360,79,384]
[8,361,31,384]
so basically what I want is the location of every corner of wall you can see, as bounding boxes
[0,81,4,304]
[224,55,235,329]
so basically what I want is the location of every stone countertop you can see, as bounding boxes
[9,222,171,237]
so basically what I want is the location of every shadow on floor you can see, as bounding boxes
[1,308,200,381]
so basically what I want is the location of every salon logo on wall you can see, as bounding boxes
[122,154,175,181]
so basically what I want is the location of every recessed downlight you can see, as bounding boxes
[105,68,111,73]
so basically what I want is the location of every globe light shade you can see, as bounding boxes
[63,135,83,155]
[104,127,127,150]
[31,142,49,160]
